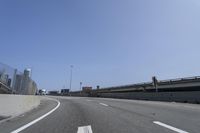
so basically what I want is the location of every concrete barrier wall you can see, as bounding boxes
[0,94,40,118]
[98,91,200,103]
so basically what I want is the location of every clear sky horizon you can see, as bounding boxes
[1,0,200,91]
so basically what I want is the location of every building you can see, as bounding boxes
[48,91,59,95]
[0,63,38,95]
[13,68,37,95]
[61,89,69,95]
[24,68,31,78]
[14,74,23,94]
[7,78,12,87]
[82,86,92,93]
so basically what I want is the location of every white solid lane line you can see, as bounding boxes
[77,125,93,133]
[153,121,189,133]
[11,99,61,133]
[99,103,109,107]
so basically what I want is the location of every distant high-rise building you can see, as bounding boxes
[7,78,12,87]
[0,74,9,85]
[14,74,23,94]
[0,63,37,95]
[13,68,37,95]
[24,68,31,78]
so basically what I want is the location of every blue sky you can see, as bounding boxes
[1,0,200,91]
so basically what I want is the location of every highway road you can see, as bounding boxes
[0,96,200,133]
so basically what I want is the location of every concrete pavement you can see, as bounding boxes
[0,96,200,133]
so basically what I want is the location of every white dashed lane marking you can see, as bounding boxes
[86,99,92,101]
[153,121,189,133]
[77,125,93,133]
[99,103,109,107]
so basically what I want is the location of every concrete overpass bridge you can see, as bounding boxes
[93,76,200,93]
[70,76,200,103]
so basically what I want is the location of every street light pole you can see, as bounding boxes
[80,82,82,95]
[80,82,82,91]
[69,65,73,91]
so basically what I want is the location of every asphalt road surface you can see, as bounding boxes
[0,96,200,133]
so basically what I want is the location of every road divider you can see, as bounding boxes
[0,94,40,119]
[153,121,189,133]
